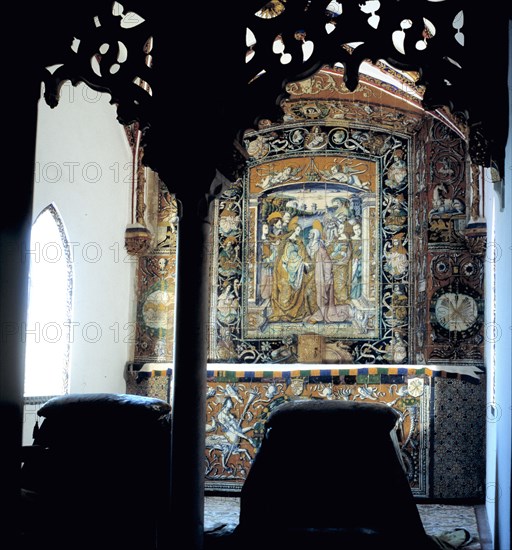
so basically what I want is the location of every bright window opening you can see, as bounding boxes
[24,204,72,397]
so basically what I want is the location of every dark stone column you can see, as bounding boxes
[1,79,40,547]
[166,184,214,549]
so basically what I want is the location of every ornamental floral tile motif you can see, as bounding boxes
[134,183,178,363]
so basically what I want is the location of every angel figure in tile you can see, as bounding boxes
[385,148,407,189]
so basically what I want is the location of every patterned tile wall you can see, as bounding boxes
[425,120,485,368]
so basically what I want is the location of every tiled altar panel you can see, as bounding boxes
[203,374,430,496]
[127,370,431,497]
[210,130,414,365]
[126,370,486,500]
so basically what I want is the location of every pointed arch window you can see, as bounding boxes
[24,204,73,397]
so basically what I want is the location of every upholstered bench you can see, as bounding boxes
[206,399,437,549]
[20,393,171,550]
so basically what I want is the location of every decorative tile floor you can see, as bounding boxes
[205,497,488,549]
[205,497,241,531]
[417,505,482,550]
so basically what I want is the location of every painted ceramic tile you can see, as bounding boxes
[134,255,176,361]
[210,127,412,365]
[248,156,378,338]
[131,182,178,363]
[204,377,430,496]
[155,183,179,251]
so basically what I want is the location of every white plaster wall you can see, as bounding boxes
[484,24,512,547]
[31,81,135,396]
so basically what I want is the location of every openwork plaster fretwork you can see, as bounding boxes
[37,1,509,187]
[42,3,154,130]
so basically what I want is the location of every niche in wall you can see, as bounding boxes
[128,65,486,499]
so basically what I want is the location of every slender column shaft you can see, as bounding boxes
[168,195,211,550]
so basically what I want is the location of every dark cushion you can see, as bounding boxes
[33,392,171,450]
[37,392,170,420]
[264,398,400,432]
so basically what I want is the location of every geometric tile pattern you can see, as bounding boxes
[432,377,486,499]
